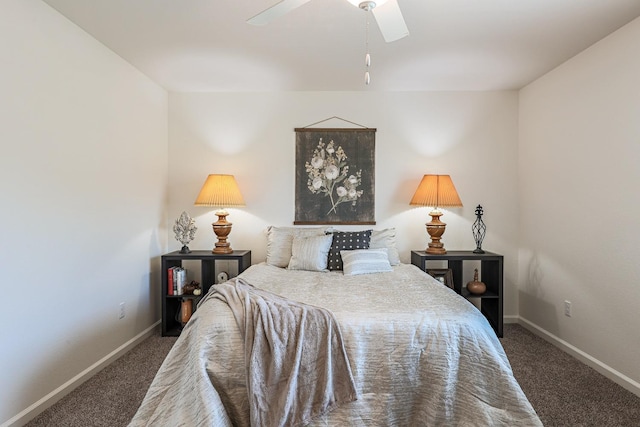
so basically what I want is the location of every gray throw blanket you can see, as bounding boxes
[209,278,358,427]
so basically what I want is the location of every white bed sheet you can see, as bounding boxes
[130,263,541,426]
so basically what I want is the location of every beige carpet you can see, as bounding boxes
[26,324,640,426]
[501,325,640,426]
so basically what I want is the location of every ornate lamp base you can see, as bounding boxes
[425,210,448,254]
[212,211,233,254]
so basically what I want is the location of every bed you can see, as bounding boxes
[130,228,541,426]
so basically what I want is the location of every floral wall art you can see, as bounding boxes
[294,128,376,225]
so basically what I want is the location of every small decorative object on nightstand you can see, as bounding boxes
[472,205,486,254]
[182,280,201,295]
[180,299,193,327]
[466,268,486,295]
[173,211,197,254]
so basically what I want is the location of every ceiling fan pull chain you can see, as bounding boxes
[363,2,373,85]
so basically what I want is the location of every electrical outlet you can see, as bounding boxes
[119,302,126,319]
[564,300,572,317]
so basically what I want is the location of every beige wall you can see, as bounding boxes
[518,17,640,393]
[168,90,520,311]
[0,1,168,425]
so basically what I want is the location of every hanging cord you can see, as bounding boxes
[364,5,371,85]
[301,116,370,129]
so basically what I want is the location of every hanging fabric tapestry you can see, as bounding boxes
[294,127,376,225]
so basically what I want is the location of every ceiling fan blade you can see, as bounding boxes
[372,0,409,42]
[247,0,313,25]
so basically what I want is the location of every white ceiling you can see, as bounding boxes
[42,0,640,92]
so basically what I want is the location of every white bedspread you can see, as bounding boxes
[130,263,541,426]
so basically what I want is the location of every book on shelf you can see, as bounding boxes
[171,267,188,295]
[181,269,188,295]
[167,266,176,296]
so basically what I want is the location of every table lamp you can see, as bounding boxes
[409,174,463,254]
[194,174,245,254]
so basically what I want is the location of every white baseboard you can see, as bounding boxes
[517,317,640,398]
[504,314,519,324]
[1,321,161,427]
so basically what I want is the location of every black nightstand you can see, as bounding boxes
[411,250,503,337]
[161,250,251,336]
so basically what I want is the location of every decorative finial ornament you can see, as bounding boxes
[173,211,197,254]
[472,204,486,254]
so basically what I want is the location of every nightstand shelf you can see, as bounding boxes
[461,289,499,299]
[161,250,251,336]
[411,250,503,337]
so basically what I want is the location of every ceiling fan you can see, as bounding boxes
[247,0,409,43]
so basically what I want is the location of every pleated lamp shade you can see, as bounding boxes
[409,175,462,208]
[194,174,245,208]
[194,174,245,254]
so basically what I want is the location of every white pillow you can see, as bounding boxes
[266,226,328,268]
[341,248,393,276]
[369,228,401,265]
[287,235,333,272]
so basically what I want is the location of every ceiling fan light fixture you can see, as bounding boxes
[358,1,377,12]
[347,0,388,9]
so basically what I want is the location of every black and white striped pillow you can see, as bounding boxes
[341,249,393,275]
